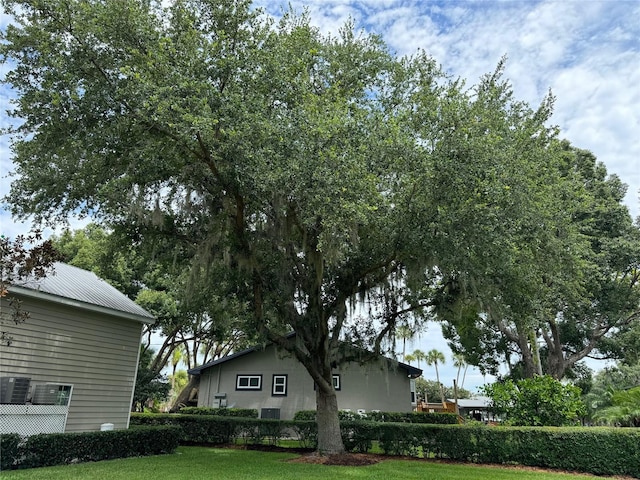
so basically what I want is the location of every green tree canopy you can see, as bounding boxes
[1,0,578,453]
[415,377,471,403]
[441,142,640,380]
[51,224,250,379]
[593,386,640,427]
[482,375,586,426]
[1,231,61,345]
[132,347,170,412]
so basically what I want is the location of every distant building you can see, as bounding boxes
[189,341,422,419]
[453,396,494,421]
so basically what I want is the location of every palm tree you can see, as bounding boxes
[426,349,446,403]
[404,353,417,365]
[170,345,184,391]
[412,349,426,369]
[453,353,469,390]
[594,386,640,427]
[395,325,414,361]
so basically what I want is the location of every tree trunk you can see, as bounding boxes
[316,385,345,455]
[516,329,537,378]
[435,363,445,404]
[169,376,199,412]
[529,329,543,376]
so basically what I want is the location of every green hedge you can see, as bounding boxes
[132,413,238,444]
[368,411,459,424]
[131,413,309,447]
[178,407,258,418]
[0,433,21,470]
[130,413,640,477]
[1,426,180,470]
[384,424,640,477]
[293,410,459,424]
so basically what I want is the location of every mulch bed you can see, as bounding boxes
[287,452,382,466]
[230,444,381,466]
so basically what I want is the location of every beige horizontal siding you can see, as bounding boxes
[1,294,143,432]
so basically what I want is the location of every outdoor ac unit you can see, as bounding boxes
[260,408,280,420]
[31,384,58,405]
[0,376,31,404]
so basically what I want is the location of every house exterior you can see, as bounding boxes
[188,342,422,420]
[454,396,493,422]
[0,262,154,435]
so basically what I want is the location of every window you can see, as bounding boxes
[236,375,262,390]
[272,375,288,396]
[54,385,73,406]
[313,374,341,391]
[332,374,341,391]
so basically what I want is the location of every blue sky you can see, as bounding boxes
[1,1,639,391]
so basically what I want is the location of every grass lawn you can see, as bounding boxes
[0,447,619,480]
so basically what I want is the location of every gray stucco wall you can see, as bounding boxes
[0,295,143,432]
[197,345,414,419]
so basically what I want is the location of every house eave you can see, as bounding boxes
[189,342,424,379]
[8,285,154,324]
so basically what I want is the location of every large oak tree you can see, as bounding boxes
[2,0,563,453]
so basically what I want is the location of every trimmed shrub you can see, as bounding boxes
[293,409,458,424]
[377,423,422,456]
[420,424,640,477]
[340,421,376,453]
[5,426,180,470]
[367,411,459,424]
[293,410,316,421]
[132,413,238,444]
[0,433,22,470]
[290,421,317,449]
[293,410,359,421]
[233,418,287,446]
[131,413,640,477]
[179,407,258,418]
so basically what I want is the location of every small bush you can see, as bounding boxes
[0,433,22,470]
[377,423,424,456]
[293,410,359,421]
[293,409,458,424]
[293,410,316,421]
[290,421,317,449]
[179,407,258,418]
[132,413,238,444]
[367,410,459,424]
[341,421,376,453]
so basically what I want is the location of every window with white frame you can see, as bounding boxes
[313,374,341,391]
[272,374,287,396]
[236,375,262,390]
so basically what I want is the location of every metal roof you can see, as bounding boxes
[9,262,154,323]
[453,397,492,408]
